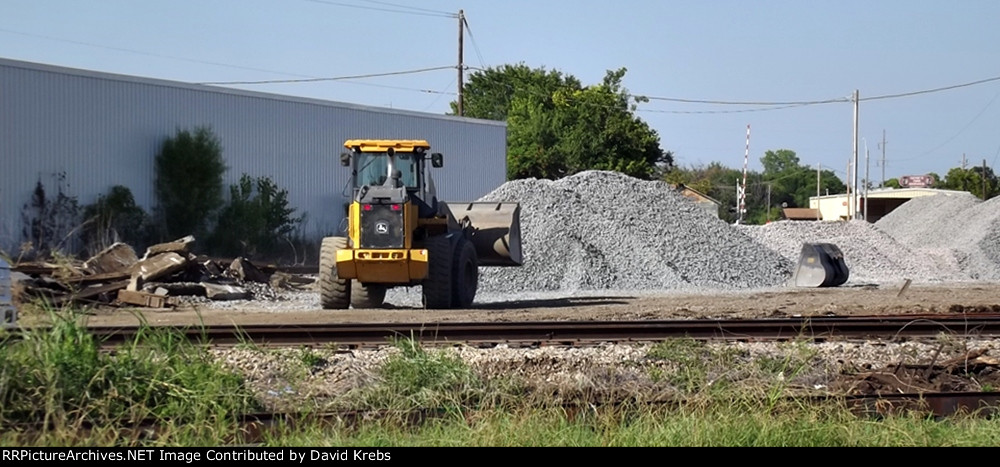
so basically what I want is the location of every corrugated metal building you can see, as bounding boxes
[0,58,507,255]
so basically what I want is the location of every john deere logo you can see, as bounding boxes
[375,222,389,234]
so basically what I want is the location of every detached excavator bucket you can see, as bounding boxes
[792,243,850,287]
[448,202,523,266]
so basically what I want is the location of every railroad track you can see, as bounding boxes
[13,313,1000,348]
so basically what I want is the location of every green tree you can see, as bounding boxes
[884,178,902,189]
[757,150,844,221]
[450,63,578,121]
[154,126,227,243]
[665,162,747,222]
[454,64,671,180]
[940,166,999,199]
[210,174,304,259]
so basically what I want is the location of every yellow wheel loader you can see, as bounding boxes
[319,140,522,309]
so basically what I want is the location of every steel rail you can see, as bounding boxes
[11,314,1000,348]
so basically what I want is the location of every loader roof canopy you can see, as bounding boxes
[344,140,430,153]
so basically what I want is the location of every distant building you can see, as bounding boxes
[809,187,972,222]
[672,184,722,218]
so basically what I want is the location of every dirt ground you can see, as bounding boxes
[30,279,1000,328]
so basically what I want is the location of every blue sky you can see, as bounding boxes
[3,0,1000,185]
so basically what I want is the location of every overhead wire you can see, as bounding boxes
[462,16,487,70]
[301,0,457,18]
[0,27,316,78]
[196,66,454,85]
[356,0,456,16]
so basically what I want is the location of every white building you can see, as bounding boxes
[809,187,972,222]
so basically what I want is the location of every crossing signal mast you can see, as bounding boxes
[736,124,750,225]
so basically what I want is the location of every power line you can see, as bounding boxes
[885,90,1000,162]
[643,95,850,106]
[302,0,457,18]
[462,16,487,69]
[422,76,458,111]
[357,0,454,16]
[197,66,454,85]
[861,75,1000,102]
[638,103,817,115]
[0,27,316,79]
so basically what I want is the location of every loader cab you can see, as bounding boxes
[342,139,442,217]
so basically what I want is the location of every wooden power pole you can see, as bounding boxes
[457,9,465,116]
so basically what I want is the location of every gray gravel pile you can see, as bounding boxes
[475,170,792,293]
[875,192,982,248]
[737,220,968,285]
[875,193,1000,280]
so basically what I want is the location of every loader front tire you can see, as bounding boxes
[319,236,351,309]
[422,236,452,309]
[452,238,478,308]
[351,282,387,308]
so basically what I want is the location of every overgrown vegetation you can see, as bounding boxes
[0,310,259,445]
[346,337,521,413]
[209,174,305,260]
[19,172,81,260]
[153,126,227,244]
[80,185,151,256]
[264,402,1000,447]
[4,323,1000,446]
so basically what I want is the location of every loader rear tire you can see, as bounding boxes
[319,236,350,309]
[422,236,452,309]
[351,282,387,308]
[452,239,478,308]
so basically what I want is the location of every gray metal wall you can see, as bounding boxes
[0,58,507,255]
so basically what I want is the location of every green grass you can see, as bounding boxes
[343,337,524,413]
[0,308,260,446]
[4,318,1000,447]
[260,401,1000,447]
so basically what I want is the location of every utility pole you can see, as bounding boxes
[852,89,860,220]
[879,129,887,187]
[984,159,988,201]
[962,153,968,192]
[865,144,870,221]
[816,164,821,221]
[846,158,852,220]
[766,182,771,222]
[457,9,465,116]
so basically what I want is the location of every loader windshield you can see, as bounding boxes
[356,152,420,189]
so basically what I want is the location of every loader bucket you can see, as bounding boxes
[449,202,523,266]
[792,243,850,287]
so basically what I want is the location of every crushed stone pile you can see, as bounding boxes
[476,170,792,293]
[738,220,969,285]
[875,192,1000,280]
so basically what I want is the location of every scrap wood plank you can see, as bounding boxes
[62,271,131,285]
[117,289,174,308]
[52,280,129,306]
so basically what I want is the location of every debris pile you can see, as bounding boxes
[476,170,793,293]
[10,236,302,309]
